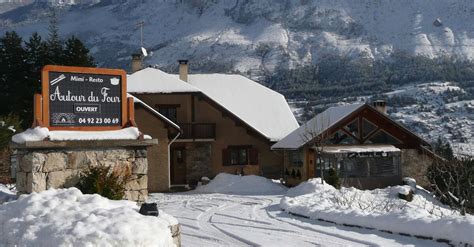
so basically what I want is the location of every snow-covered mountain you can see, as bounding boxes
[0,0,473,153]
[1,0,474,73]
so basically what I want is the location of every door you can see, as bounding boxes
[307,149,315,179]
[170,148,186,185]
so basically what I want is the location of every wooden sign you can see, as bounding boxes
[41,65,127,130]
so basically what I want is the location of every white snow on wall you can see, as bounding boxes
[11,127,142,144]
[322,145,401,153]
[11,127,49,144]
[0,188,176,246]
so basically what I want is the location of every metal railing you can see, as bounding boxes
[178,123,216,139]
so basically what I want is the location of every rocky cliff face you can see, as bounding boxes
[1,0,474,73]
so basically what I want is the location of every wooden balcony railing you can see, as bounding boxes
[178,123,216,139]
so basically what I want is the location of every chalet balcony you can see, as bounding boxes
[178,123,216,140]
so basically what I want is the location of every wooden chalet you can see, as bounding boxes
[272,102,437,189]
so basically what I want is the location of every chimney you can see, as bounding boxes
[131,53,143,73]
[372,100,387,114]
[178,59,188,82]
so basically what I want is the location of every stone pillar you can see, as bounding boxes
[11,139,157,202]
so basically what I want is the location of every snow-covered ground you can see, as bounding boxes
[149,174,451,246]
[0,188,176,246]
[0,184,16,204]
[281,178,474,245]
[387,82,473,156]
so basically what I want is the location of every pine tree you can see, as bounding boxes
[0,31,28,119]
[434,137,454,160]
[63,35,95,67]
[46,9,63,65]
[25,32,48,92]
[0,27,96,129]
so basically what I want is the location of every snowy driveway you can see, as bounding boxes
[150,193,446,246]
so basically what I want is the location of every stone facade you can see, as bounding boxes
[401,149,433,187]
[185,142,212,185]
[13,140,156,202]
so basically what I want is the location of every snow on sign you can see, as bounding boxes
[41,65,127,130]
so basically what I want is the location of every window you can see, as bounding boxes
[362,118,377,138]
[230,148,247,165]
[365,130,401,145]
[223,146,258,166]
[341,159,368,177]
[315,156,339,177]
[339,155,400,177]
[176,149,184,163]
[156,105,178,123]
[328,130,358,144]
[344,119,359,139]
[369,157,398,177]
[289,150,303,167]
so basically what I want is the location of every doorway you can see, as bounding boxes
[170,147,187,185]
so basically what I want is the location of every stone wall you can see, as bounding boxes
[13,140,156,202]
[185,142,212,185]
[401,149,433,187]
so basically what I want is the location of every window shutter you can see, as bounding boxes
[249,148,258,165]
[222,148,231,166]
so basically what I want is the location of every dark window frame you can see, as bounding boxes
[223,145,258,166]
[289,150,304,167]
[156,104,180,123]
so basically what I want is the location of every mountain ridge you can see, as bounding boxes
[1,0,474,73]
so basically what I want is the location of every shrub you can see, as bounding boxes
[427,157,473,215]
[76,166,130,200]
[0,114,22,149]
[324,168,341,189]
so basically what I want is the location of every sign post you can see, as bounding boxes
[41,65,128,130]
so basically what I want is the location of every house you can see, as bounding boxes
[271,101,437,189]
[127,61,299,192]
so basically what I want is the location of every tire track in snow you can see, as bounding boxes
[150,193,445,246]
[194,197,258,246]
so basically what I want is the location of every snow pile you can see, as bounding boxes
[0,188,176,246]
[193,173,287,195]
[11,127,49,143]
[12,127,142,144]
[281,179,474,244]
[0,184,17,204]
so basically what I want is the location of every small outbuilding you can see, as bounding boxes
[272,101,438,189]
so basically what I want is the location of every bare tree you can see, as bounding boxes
[299,111,332,184]
[427,154,473,215]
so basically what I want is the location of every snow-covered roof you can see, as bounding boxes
[272,104,365,149]
[322,145,401,153]
[182,74,299,141]
[127,68,200,94]
[127,68,299,141]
